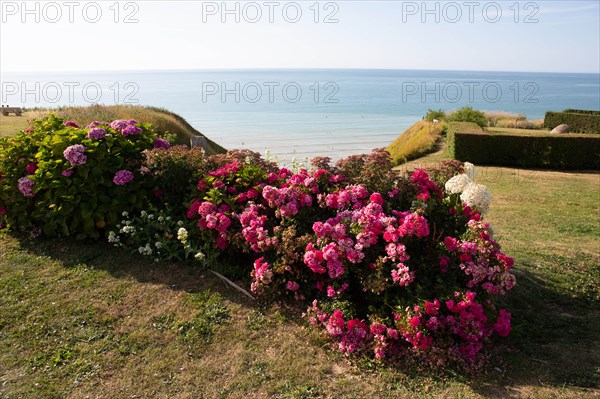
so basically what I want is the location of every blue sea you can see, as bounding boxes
[1,69,599,160]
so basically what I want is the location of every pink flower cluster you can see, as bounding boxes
[251,257,273,294]
[153,138,170,149]
[18,176,35,197]
[86,121,108,129]
[208,161,242,178]
[411,169,443,201]
[110,119,132,131]
[323,185,369,210]
[65,120,79,128]
[113,169,134,185]
[63,144,87,166]
[323,309,370,354]
[443,220,516,295]
[239,204,277,252]
[191,200,232,249]
[122,125,142,136]
[88,127,106,140]
[25,162,38,175]
[308,291,511,364]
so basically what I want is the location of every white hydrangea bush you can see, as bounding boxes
[461,182,492,215]
[445,162,492,216]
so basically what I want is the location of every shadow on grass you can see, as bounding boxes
[475,265,600,396]
[15,235,600,395]
[17,235,257,307]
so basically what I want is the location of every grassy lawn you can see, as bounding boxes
[0,111,44,136]
[1,160,599,397]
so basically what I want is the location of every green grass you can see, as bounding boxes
[387,121,445,165]
[0,110,47,135]
[0,105,226,155]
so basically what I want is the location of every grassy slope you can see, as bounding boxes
[387,121,445,165]
[1,171,599,397]
[0,105,226,155]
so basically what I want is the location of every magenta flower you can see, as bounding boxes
[494,309,512,337]
[62,170,74,177]
[153,138,170,149]
[113,169,134,185]
[286,281,300,292]
[25,162,38,175]
[86,121,106,129]
[63,144,87,166]
[110,120,129,131]
[18,176,35,197]
[65,120,79,128]
[122,125,142,136]
[88,127,106,140]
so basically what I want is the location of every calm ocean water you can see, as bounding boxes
[1,69,599,160]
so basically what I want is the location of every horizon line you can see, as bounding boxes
[2,67,599,76]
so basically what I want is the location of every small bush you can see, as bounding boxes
[448,107,488,128]
[0,115,161,238]
[544,111,600,133]
[425,109,446,122]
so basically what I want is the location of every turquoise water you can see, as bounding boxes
[1,69,599,160]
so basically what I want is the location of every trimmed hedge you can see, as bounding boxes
[544,111,600,133]
[446,122,482,160]
[447,131,600,170]
[563,109,600,116]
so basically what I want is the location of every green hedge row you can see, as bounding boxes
[563,109,600,116]
[446,122,483,160]
[543,111,600,133]
[447,132,600,170]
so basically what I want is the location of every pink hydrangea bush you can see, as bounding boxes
[185,152,515,367]
[0,114,169,238]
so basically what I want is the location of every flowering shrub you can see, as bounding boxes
[0,114,162,238]
[108,207,208,262]
[182,152,515,367]
[141,145,210,207]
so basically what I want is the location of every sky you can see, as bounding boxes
[1,0,599,73]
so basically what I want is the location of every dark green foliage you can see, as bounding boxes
[142,145,210,207]
[447,131,600,169]
[544,111,600,133]
[446,122,483,159]
[562,109,600,116]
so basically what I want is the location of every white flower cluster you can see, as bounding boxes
[194,252,206,261]
[108,231,120,244]
[460,182,492,215]
[138,244,153,256]
[445,174,472,194]
[445,162,492,215]
[177,227,188,243]
[121,225,135,234]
